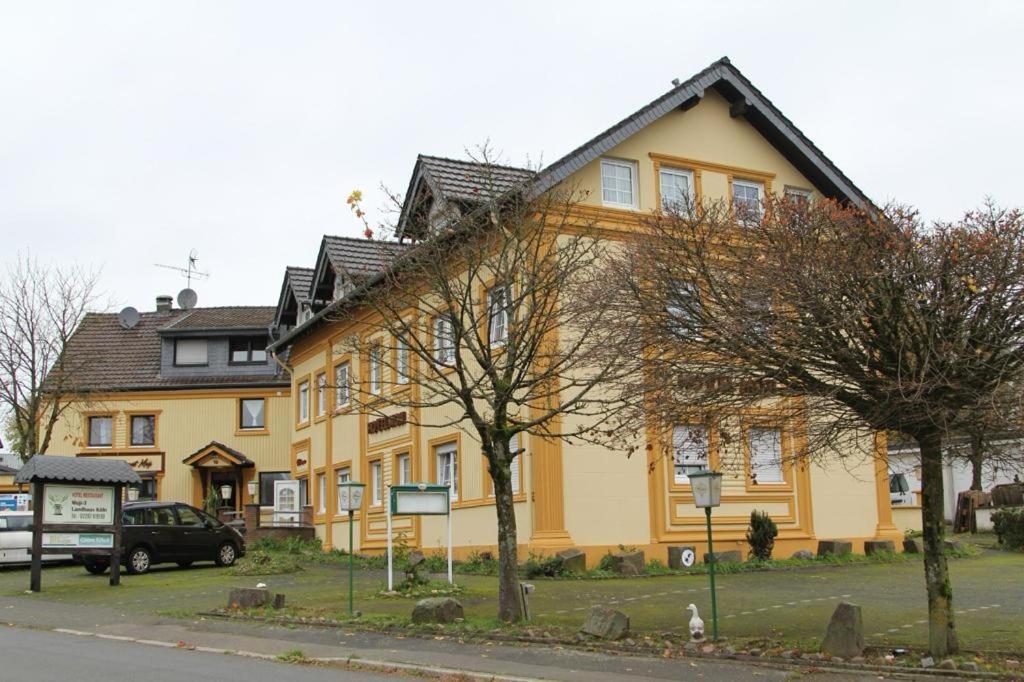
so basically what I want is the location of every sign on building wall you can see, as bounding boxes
[42,484,114,526]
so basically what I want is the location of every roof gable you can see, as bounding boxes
[274,266,314,328]
[309,235,408,303]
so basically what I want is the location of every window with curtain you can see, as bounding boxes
[88,416,113,447]
[130,415,155,446]
[239,398,265,429]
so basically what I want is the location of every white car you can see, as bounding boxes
[0,511,72,564]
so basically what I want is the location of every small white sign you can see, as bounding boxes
[42,484,114,525]
[42,532,114,549]
[393,489,448,515]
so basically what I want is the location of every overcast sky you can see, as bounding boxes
[2,2,1022,311]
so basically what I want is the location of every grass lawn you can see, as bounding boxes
[3,539,1021,654]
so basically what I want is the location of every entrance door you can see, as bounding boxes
[273,480,300,526]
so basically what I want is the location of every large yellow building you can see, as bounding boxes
[269,58,904,564]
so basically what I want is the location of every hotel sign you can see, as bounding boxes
[42,484,115,526]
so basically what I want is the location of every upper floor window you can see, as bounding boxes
[240,398,265,430]
[433,315,455,365]
[335,362,350,407]
[673,424,709,483]
[230,337,268,364]
[130,415,155,447]
[316,372,327,415]
[785,186,812,205]
[396,336,410,384]
[174,338,208,366]
[396,453,411,485]
[659,167,695,214]
[88,416,113,448]
[601,159,638,208]
[298,379,310,422]
[487,285,511,346]
[317,472,326,513]
[748,426,784,484]
[369,346,383,395]
[666,280,700,337]
[370,460,383,506]
[732,179,764,224]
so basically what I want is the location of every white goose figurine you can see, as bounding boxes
[687,603,705,641]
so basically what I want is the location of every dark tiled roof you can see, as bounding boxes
[418,155,535,203]
[0,464,18,475]
[323,236,408,278]
[57,309,286,392]
[15,454,142,484]
[160,306,276,331]
[182,441,254,467]
[285,267,314,303]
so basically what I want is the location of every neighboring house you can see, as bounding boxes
[268,57,905,562]
[45,298,292,511]
[889,435,1024,522]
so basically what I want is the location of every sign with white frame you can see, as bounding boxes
[42,484,114,525]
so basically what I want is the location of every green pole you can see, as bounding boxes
[348,510,354,616]
[705,506,718,641]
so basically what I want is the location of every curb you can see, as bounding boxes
[47,625,542,681]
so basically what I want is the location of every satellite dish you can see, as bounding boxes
[118,306,140,329]
[177,288,198,310]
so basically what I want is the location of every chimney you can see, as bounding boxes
[155,295,173,313]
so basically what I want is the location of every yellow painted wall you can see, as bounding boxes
[46,388,291,506]
[809,447,880,540]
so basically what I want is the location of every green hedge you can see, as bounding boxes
[991,507,1024,550]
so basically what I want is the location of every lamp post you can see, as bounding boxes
[689,470,723,640]
[336,481,365,616]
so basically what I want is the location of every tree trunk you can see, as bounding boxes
[489,449,523,623]
[968,434,984,491]
[918,431,959,657]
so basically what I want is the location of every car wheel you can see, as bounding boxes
[126,546,152,575]
[83,561,108,575]
[177,561,193,568]
[214,542,237,567]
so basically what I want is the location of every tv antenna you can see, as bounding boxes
[155,249,209,288]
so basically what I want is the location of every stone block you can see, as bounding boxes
[703,550,741,564]
[816,539,852,557]
[667,546,697,569]
[580,606,630,640]
[820,601,865,659]
[791,549,815,560]
[411,597,464,624]
[902,537,923,553]
[556,548,587,573]
[863,540,895,556]
[608,550,645,576]
[226,587,284,610]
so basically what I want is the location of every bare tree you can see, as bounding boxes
[595,197,1024,657]
[0,256,104,460]
[334,151,630,621]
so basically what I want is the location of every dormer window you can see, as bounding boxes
[174,339,208,366]
[230,338,268,364]
[333,277,353,301]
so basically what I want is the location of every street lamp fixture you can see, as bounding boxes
[219,484,233,501]
[337,481,366,616]
[689,470,723,640]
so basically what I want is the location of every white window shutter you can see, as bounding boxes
[749,427,784,483]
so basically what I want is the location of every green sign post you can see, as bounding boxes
[688,470,724,640]
[336,481,366,616]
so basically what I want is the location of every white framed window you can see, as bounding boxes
[174,338,208,366]
[659,167,695,214]
[748,427,785,484]
[370,460,383,505]
[666,280,700,337]
[335,467,351,513]
[396,453,410,485]
[335,362,350,408]
[732,179,764,224]
[509,433,521,494]
[672,424,709,483]
[433,316,455,365]
[317,472,326,513]
[600,158,638,208]
[435,442,458,501]
[396,336,410,384]
[298,380,310,422]
[785,186,812,205]
[316,373,327,416]
[487,284,511,346]
[369,346,383,395]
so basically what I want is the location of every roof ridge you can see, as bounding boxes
[323,234,407,246]
[418,153,535,173]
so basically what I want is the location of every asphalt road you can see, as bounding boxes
[0,627,394,682]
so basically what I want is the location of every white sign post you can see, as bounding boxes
[387,483,452,591]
